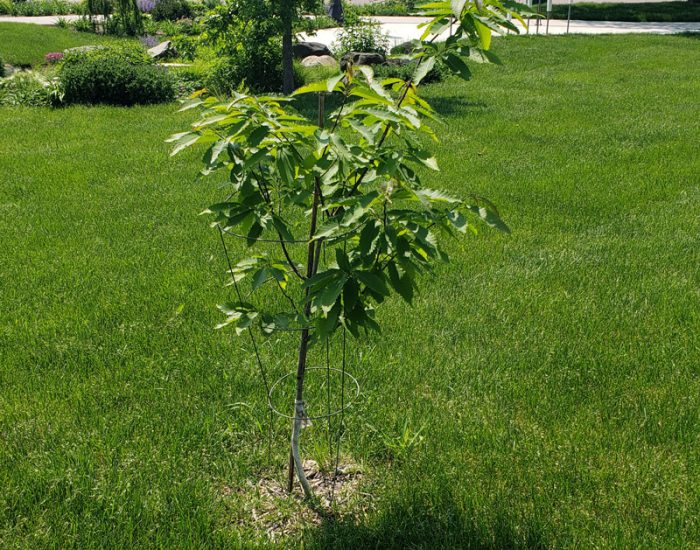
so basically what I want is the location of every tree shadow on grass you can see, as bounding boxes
[305,488,547,549]
[430,96,489,117]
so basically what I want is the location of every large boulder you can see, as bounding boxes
[340,51,386,71]
[301,55,339,69]
[293,42,332,59]
[148,40,177,60]
[384,57,412,67]
[391,40,419,55]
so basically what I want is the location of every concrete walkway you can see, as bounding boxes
[302,16,700,48]
[1,13,698,40]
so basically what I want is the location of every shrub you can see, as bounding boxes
[59,44,175,105]
[150,0,191,21]
[333,18,389,57]
[374,58,446,84]
[0,0,12,15]
[0,71,63,106]
[171,66,207,96]
[206,38,283,94]
[7,0,76,16]
[61,42,152,68]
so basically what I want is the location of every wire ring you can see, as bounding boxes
[267,366,360,420]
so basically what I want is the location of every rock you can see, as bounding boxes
[293,42,332,59]
[300,55,339,69]
[391,40,419,55]
[148,40,177,60]
[340,51,386,71]
[2,64,15,77]
[384,57,412,67]
[63,45,105,55]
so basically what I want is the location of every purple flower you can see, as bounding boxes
[45,52,64,64]
[137,0,156,12]
[139,34,160,48]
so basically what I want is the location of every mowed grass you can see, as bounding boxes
[1,34,699,547]
[0,23,129,67]
[552,1,700,23]
[548,1,700,22]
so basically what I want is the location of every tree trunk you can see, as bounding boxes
[286,175,321,498]
[282,1,294,95]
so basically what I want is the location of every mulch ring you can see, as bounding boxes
[223,459,370,541]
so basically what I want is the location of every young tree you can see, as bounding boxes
[170,0,530,499]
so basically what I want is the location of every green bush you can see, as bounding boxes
[171,66,207,96]
[61,42,151,68]
[0,71,63,106]
[151,0,191,21]
[3,0,77,15]
[59,44,175,105]
[333,18,390,57]
[206,38,284,94]
[0,55,5,78]
[373,58,446,85]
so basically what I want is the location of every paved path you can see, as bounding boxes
[302,16,700,48]
[1,13,698,39]
[0,15,84,25]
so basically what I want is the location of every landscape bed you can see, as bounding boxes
[0,33,699,547]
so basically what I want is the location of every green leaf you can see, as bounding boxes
[169,132,200,156]
[247,126,269,147]
[317,300,341,339]
[246,222,263,246]
[335,248,352,272]
[355,270,390,297]
[292,80,331,95]
[413,56,436,86]
[342,278,359,312]
[443,53,472,81]
[359,220,381,256]
[251,268,269,291]
[314,272,348,314]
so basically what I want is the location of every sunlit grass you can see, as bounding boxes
[0,33,698,547]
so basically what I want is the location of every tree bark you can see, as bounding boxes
[286,176,321,498]
[282,0,295,95]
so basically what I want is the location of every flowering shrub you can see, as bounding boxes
[45,52,64,64]
[139,34,160,48]
[137,0,156,12]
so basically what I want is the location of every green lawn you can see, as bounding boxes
[0,23,129,67]
[1,34,699,547]
[549,1,700,22]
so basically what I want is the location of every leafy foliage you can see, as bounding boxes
[0,71,63,106]
[59,44,174,105]
[150,0,192,22]
[171,0,528,342]
[333,18,390,57]
[205,37,284,94]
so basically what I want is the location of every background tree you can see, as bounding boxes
[200,0,320,94]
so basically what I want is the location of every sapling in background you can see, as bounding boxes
[169,0,530,500]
